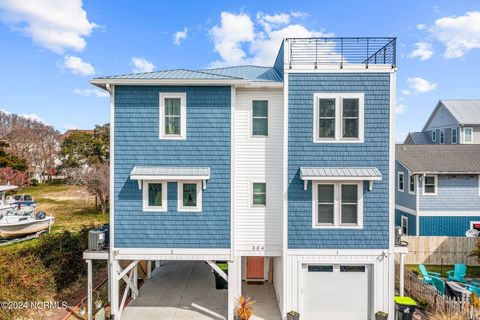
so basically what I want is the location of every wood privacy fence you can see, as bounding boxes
[403,236,480,266]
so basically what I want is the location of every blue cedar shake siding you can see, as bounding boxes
[288,73,391,249]
[114,86,231,248]
[420,216,480,236]
[395,160,416,210]
[395,209,416,235]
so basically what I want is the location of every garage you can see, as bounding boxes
[299,264,372,320]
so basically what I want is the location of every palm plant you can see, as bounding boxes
[427,309,468,320]
[235,295,255,320]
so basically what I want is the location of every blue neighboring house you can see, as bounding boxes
[396,144,480,236]
[91,37,397,320]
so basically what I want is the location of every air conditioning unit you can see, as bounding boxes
[395,226,404,245]
[88,229,106,251]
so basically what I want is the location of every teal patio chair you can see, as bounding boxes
[431,276,446,295]
[447,264,467,283]
[465,283,480,296]
[419,264,441,285]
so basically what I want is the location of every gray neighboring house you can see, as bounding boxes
[404,100,480,145]
[395,144,480,236]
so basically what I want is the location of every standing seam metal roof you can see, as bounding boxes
[441,100,480,125]
[300,167,382,179]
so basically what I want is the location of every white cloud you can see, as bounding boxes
[416,24,426,30]
[402,90,411,96]
[408,42,434,60]
[395,104,407,115]
[431,11,480,58]
[209,11,331,67]
[61,55,95,75]
[174,27,188,45]
[19,113,44,123]
[74,88,109,98]
[132,57,155,73]
[407,77,437,94]
[0,0,96,53]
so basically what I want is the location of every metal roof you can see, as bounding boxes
[130,166,210,180]
[405,132,433,144]
[201,66,282,82]
[300,167,382,180]
[95,69,238,80]
[396,144,480,173]
[441,100,480,125]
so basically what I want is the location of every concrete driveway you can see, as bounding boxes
[121,260,227,320]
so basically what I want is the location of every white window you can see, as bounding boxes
[452,128,458,144]
[401,216,408,235]
[252,100,268,136]
[398,172,405,192]
[159,92,186,140]
[143,181,167,211]
[178,181,202,212]
[423,175,437,195]
[312,181,363,228]
[431,130,436,142]
[440,129,445,144]
[252,182,267,206]
[409,174,415,194]
[464,127,473,144]
[313,93,364,143]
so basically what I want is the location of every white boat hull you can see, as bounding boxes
[0,216,55,239]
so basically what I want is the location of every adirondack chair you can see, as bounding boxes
[447,264,467,283]
[419,264,441,285]
[431,276,446,295]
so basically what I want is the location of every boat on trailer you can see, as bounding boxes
[0,211,55,239]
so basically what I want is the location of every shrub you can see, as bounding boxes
[30,178,39,186]
[427,309,469,320]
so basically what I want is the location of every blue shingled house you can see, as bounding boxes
[91,37,397,320]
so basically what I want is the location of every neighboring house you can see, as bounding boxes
[395,144,480,236]
[405,100,480,145]
[91,37,397,320]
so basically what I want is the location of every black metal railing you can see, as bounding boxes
[287,37,396,69]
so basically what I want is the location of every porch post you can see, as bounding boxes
[110,260,119,318]
[399,252,405,296]
[107,262,111,302]
[133,264,138,299]
[228,256,242,320]
[86,259,93,320]
[147,260,152,279]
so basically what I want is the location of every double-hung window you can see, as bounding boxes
[423,175,437,195]
[440,129,445,144]
[314,93,364,143]
[452,128,458,144]
[431,130,436,142]
[252,182,267,206]
[160,93,186,139]
[464,127,473,143]
[313,182,363,228]
[143,181,167,211]
[398,172,404,192]
[401,216,408,235]
[409,174,415,194]
[178,181,202,212]
[252,100,268,136]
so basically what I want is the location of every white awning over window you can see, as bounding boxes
[300,167,382,190]
[130,166,210,189]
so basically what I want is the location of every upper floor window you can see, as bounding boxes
[252,100,268,136]
[313,182,363,228]
[440,129,445,144]
[398,172,404,192]
[178,181,202,212]
[159,93,186,140]
[423,175,437,195]
[431,130,436,142]
[409,174,415,194]
[313,93,364,143]
[452,128,458,144]
[401,216,408,235]
[464,127,473,144]
[143,181,167,212]
[252,182,267,206]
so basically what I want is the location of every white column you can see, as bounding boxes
[107,262,111,302]
[110,260,119,318]
[228,257,242,320]
[133,264,138,299]
[86,259,93,320]
[399,253,405,296]
[147,260,152,279]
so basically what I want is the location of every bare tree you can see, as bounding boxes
[80,163,109,214]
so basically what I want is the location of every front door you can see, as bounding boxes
[246,257,264,280]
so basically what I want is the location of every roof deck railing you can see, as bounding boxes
[287,37,396,69]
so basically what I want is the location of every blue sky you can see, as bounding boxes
[0,1,479,141]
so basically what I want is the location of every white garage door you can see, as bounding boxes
[300,264,371,320]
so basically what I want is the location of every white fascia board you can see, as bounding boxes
[91,79,283,90]
[287,248,390,256]
[130,174,210,181]
[395,205,416,215]
[300,176,382,181]
[412,171,480,175]
[286,64,396,74]
[418,211,480,217]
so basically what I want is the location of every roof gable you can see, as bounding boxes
[423,101,459,130]
[442,100,480,125]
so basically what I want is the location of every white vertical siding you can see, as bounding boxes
[234,88,284,255]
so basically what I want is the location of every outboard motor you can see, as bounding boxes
[35,211,46,220]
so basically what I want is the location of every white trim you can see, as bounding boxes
[313,93,364,143]
[116,248,230,255]
[178,180,202,212]
[130,174,209,181]
[464,127,474,144]
[142,180,167,212]
[282,70,289,316]
[231,85,236,260]
[251,180,267,207]
[251,99,269,137]
[285,65,396,73]
[159,92,187,140]
[422,174,437,195]
[452,127,458,144]
[439,129,445,144]
[415,174,420,235]
[287,248,389,256]
[397,172,404,192]
[395,204,416,215]
[408,174,415,195]
[91,78,284,88]
[388,71,396,316]
[312,181,364,229]
[419,211,480,217]
[401,216,408,235]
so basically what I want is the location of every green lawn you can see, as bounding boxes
[406,264,480,278]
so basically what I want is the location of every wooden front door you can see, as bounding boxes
[246,257,264,280]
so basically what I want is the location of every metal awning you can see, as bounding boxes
[130,166,210,190]
[299,167,382,190]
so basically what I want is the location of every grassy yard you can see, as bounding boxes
[406,264,480,278]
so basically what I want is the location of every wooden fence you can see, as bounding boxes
[403,236,480,266]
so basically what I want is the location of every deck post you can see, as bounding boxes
[228,257,241,320]
[133,264,138,299]
[107,262,111,302]
[110,260,119,319]
[399,252,405,296]
[147,260,152,279]
[86,259,93,320]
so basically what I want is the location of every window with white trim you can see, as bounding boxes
[313,93,364,143]
[409,174,415,194]
[464,127,473,143]
[252,100,268,136]
[178,181,202,211]
[313,181,363,228]
[440,129,445,144]
[159,93,186,140]
[401,216,408,235]
[431,130,436,142]
[143,181,167,211]
[252,182,267,206]
[452,128,458,144]
[423,175,437,195]
[398,172,405,192]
